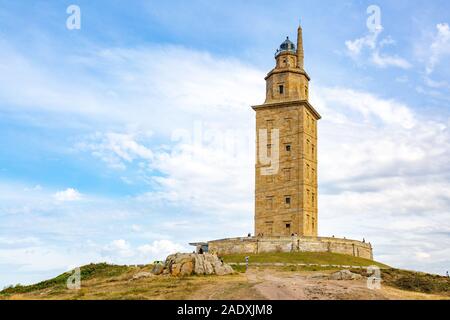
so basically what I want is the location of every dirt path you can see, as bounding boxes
[245,270,387,300]
[243,269,448,300]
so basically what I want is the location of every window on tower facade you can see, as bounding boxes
[279,85,284,94]
[285,144,291,153]
[285,196,291,208]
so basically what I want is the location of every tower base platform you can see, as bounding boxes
[191,236,373,260]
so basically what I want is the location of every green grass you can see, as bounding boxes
[351,268,450,295]
[1,263,133,295]
[221,251,390,268]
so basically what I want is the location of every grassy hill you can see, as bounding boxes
[221,251,390,268]
[1,252,448,300]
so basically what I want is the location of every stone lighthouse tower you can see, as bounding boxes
[252,26,321,238]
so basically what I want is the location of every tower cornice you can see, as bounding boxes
[265,68,311,81]
[251,99,321,120]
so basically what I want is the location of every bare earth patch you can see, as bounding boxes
[243,269,448,300]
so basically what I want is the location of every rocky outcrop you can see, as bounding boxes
[153,253,234,276]
[329,270,363,280]
[130,271,154,281]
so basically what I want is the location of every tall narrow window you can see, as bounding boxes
[279,85,284,94]
[285,196,291,207]
[312,193,315,207]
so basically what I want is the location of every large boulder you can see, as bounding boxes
[160,253,234,276]
[151,262,165,275]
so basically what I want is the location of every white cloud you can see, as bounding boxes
[310,85,450,274]
[345,25,411,69]
[131,224,142,232]
[0,42,264,136]
[103,239,133,258]
[371,51,411,69]
[138,240,185,259]
[345,29,382,57]
[77,132,154,170]
[101,239,187,263]
[312,87,416,129]
[415,252,431,260]
[53,188,82,202]
[426,23,450,74]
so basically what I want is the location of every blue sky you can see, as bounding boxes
[0,0,449,288]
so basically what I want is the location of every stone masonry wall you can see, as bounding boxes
[208,236,373,260]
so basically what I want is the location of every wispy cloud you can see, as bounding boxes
[345,20,410,69]
[426,23,450,75]
[54,188,82,202]
[371,51,411,69]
